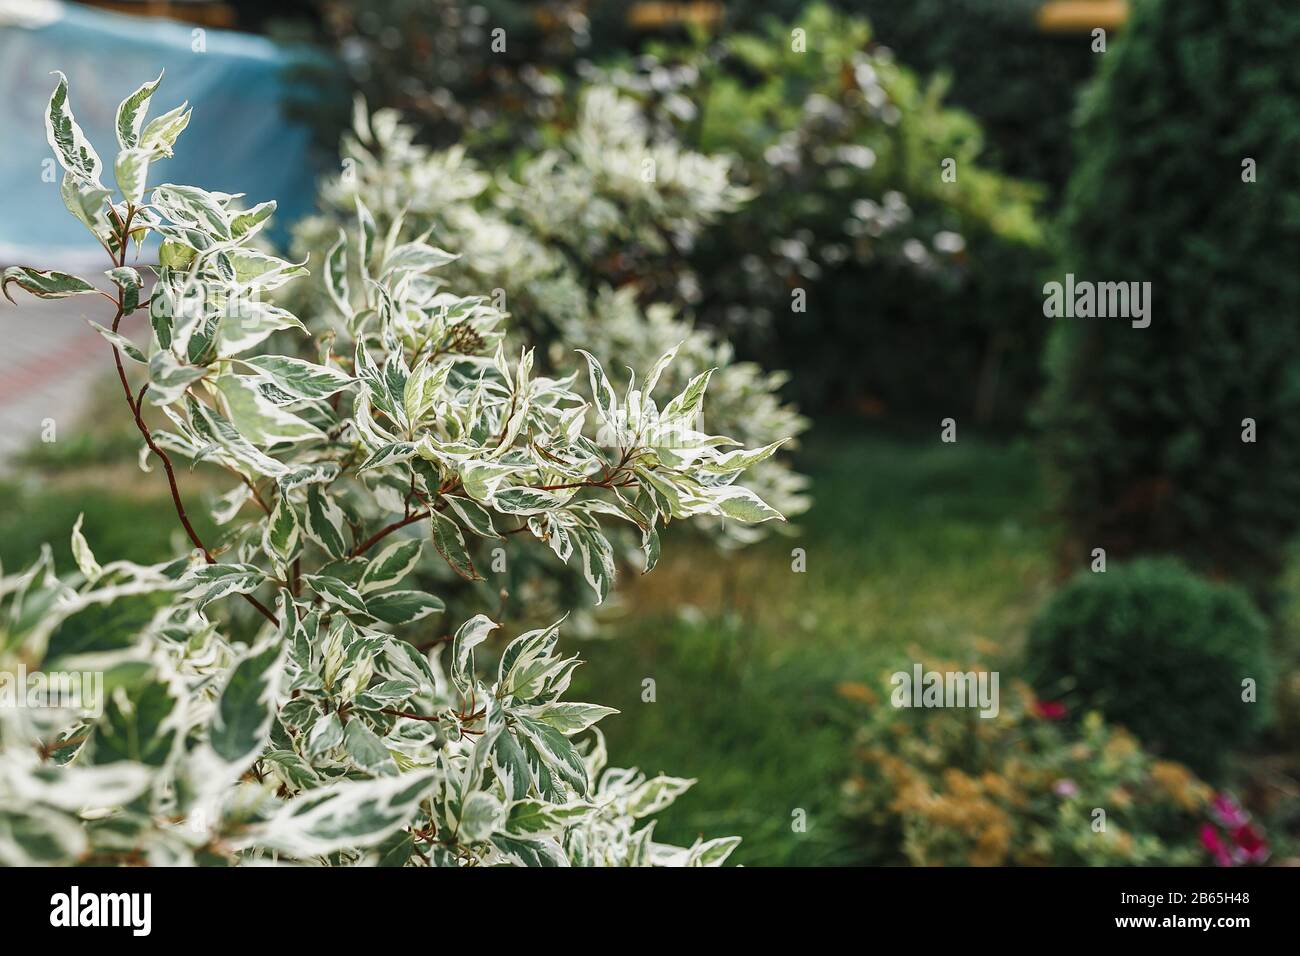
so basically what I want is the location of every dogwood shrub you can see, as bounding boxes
[290,88,810,548]
[0,75,789,866]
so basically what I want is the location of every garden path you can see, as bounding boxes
[0,295,141,464]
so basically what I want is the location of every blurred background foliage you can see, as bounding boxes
[282,1,1053,427]
[11,0,1298,864]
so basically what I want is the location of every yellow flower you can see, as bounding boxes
[980,772,1014,801]
[1104,730,1138,759]
[835,680,876,705]
[1150,760,1210,811]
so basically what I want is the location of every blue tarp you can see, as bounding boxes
[0,1,330,267]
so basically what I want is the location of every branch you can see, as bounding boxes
[352,509,430,557]
[104,205,278,628]
[350,476,459,557]
[350,456,637,557]
[378,708,441,723]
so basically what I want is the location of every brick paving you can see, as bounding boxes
[0,294,144,464]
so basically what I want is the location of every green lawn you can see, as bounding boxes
[569,422,1059,865]
[0,475,215,572]
[0,387,213,572]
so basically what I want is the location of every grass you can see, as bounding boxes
[0,378,216,573]
[569,420,1059,865]
[0,476,216,573]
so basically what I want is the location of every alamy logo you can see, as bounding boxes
[0,666,103,716]
[890,664,1000,718]
[1042,273,1151,328]
[49,886,151,936]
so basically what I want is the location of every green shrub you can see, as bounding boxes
[0,72,791,867]
[293,0,1096,196]
[294,3,1049,427]
[606,4,1049,425]
[1038,0,1300,590]
[1025,560,1272,775]
[857,0,1098,195]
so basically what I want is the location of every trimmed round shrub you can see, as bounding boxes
[1038,0,1300,591]
[1025,559,1271,776]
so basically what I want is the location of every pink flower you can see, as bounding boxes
[1230,824,1269,865]
[1200,795,1270,866]
[1200,823,1233,867]
[1033,700,1067,720]
[1210,792,1250,829]
[1052,778,1079,798]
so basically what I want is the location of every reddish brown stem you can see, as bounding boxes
[352,510,430,557]
[104,205,278,627]
[350,478,456,557]
[378,708,441,723]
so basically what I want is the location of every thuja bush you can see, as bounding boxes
[1025,560,1271,777]
[1038,0,1300,589]
[0,74,790,866]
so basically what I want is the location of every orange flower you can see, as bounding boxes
[835,680,877,705]
[1150,761,1210,811]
